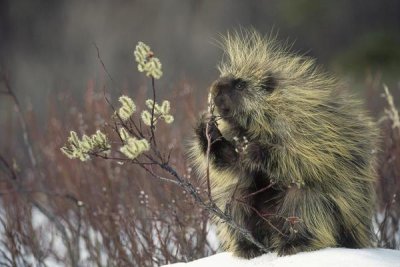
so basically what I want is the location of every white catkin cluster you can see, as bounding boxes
[141,99,174,126]
[119,128,150,159]
[61,43,171,162]
[134,42,163,79]
[118,95,136,121]
[61,130,110,161]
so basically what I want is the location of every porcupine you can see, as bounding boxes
[188,30,379,258]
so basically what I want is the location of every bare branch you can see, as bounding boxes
[149,77,157,147]
[93,42,121,94]
[205,119,213,202]
[1,74,37,169]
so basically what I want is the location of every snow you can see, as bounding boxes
[5,206,400,266]
[164,248,400,267]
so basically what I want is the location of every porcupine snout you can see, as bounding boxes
[212,76,235,116]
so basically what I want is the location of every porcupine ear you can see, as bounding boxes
[261,72,277,92]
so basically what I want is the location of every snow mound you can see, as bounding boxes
[164,248,400,267]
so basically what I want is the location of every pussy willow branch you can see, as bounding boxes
[106,97,269,253]
[105,96,162,161]
[91,46,269,253]
[88,140,268,251]
[106,91,166,165]
[94,44,163,162]
[106,96,147,141]
[148,78,164,162]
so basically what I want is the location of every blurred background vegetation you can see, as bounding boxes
[0,1,399,266]
[1,0,399,109]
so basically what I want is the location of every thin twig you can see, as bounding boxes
[93,42,121,94]
[1,74,37,169]
[242,183,275,199]
[225,181,240,215]
[141,164,180,185]
[149,77,157,147]
[235,198,286,237]
[205,120,213,201]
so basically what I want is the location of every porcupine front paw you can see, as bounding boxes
[195,112,222,152]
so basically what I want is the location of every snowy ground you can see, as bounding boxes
[164,248,400,267]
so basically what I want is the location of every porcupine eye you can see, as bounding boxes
[234,79,247,91]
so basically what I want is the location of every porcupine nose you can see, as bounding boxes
[212,76,234,115]
[214,93,231,114]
